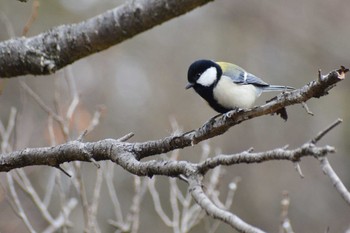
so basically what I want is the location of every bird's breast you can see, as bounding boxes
[213,76,258,109]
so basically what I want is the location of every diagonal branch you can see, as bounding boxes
[319,157,350,205]
[132,66,347,160]
[0,0,213,78]
[188,175,266,233]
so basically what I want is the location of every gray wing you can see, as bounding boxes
[217,62,270,87]
[224,70,270,87]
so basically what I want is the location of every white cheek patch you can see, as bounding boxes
[197,67,217,87]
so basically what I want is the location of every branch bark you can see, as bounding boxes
[0,0,213,78]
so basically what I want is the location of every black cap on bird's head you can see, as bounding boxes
[186,60,222,89]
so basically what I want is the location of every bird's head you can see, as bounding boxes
[186,60,222,89]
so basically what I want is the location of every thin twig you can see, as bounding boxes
[47,115,57,146]
[0,108,17,153]
[293,162,304,178]
[310,118,343,144]
[65,67,79,101]
[148,177,174,227]
[66,95,79,121]
[181,185,195,232]
[20,81,62,123]
[170,178,181,233]
[6,173,37,233]
[0,119,5,140]
[118,132,135,142]
[88,168,103,232]
[225,177,241,209]
[319,158,350,205]
[301,102,314,116]
[104,162,124,224]
[56,171,70,233]
[72,162,90,233]
[42,198,78,233]
[126,176,148,233]
[77,130,88,142]
[318,69,323,81]
[86,106,105,133]
[43,171,57,207]
[22,0,40,36]
[15,169,55,224]
[279,191,294,233]
[55,165,72,177]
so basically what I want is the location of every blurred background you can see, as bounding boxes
[0,0,350,232]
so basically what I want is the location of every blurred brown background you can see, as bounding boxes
[0,0,350,232]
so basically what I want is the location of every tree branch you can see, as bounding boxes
[196,143,335,175]
[132,66,347,160]
[0,104,343,232]
[319,157,350,205]
[188,175,265,233]
[0,67,346,171]
[0,0,213,78]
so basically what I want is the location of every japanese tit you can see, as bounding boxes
[186,60,294,113]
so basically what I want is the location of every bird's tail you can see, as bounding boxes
[262,85,295,92]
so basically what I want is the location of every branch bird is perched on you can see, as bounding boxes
[186,60,294,113]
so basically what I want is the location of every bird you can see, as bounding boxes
[185,59,294,113]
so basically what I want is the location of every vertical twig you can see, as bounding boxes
[56,172,70,233]
[170,178,181,233]
[87,168,103,232]
[104,162,124,224]
[1,108,17,153]
[43,172,56,208]
[279,191,294,233]
[128,176,148,233]
[148,177,174,227]
[22,0,40,36]
[72,162,90,233]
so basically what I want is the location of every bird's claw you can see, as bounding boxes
[223,108,240,120]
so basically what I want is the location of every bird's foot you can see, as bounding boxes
[223,108,240,120]
[206,113,222,125]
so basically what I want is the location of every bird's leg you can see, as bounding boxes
[181,113,223,136]
[204,113,222,126]
[204,108,240,127]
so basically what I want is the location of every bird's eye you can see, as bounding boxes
[196,73,201,78]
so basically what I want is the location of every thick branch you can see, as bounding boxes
[0,0,213,78]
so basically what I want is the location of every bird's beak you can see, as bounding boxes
[185,83,194,89]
